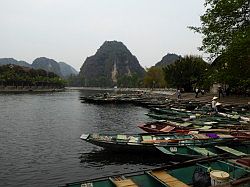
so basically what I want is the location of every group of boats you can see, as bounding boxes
[65,93,250,187]
[64,155,249,187]
[80,132,249,159]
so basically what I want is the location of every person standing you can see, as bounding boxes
[218,86,224,99]
[195,88,199,98]
[211,96,218,112]
[201,89,205,95]
[177,89,181,99]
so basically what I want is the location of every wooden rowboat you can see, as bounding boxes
[63,155,250,187]
[80,133,250,159]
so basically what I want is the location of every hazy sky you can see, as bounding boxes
[0,0,206,71]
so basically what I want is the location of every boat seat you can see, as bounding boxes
[117,135,128,142]
[215,146,247,156]
[141,135,154,143]
[142,135,152,141]
[198,126,212,130]
[187,146,217,156]
[148,170,189,187]
[128,136,139,143]
[217,134,234,138]
[179,122,192,127]
[117,135,127,140]
[160,126,175,132]
[192,134,209,139]
[155,146,175,155]
[109,176,138,187]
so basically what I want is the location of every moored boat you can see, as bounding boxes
[138,120,250,133]
[80,133,250,159]
[63,155,250,187]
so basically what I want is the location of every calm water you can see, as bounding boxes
[0,90,168,187]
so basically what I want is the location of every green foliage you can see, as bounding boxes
[66,74,82,87]
[117,74,142,88]
[0,65,66,87]
[163,56,209,91]
[144,66,166,88]
[189,0,250,91]
[189,0,249,57]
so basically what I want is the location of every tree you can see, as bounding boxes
[144,66,166,88]
[0,65,66,88]
[117,74,142,88]
[189,0,250,91]
[163,56,209,91]
[189,0,249,57]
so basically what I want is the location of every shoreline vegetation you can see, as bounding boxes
[0,87,65,92]
[0,64,66,92]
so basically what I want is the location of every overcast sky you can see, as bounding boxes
[0,0,206,71]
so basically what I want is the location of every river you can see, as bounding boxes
[0,90,169,187]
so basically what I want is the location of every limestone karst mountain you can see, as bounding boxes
[32,57,62,77]
[0,57,77,78]
[59,62,78,77]
[79,41,145,87]
[0,58,31,68]
[155,53,181,67]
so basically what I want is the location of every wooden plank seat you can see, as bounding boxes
[116,135,128,142]
[198,126,212,130]
[160,126,175,132]
[215,146,247,156]
[148,170,190,187]
[192,134,209,139]
[187,146,217,156]
[109,176,138,187]
[155,146,175,155]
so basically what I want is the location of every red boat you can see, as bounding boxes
[138,120,189,133]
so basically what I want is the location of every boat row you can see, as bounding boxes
[74,93,250,187]
[63,155,250,187]
[80,92,250,113]
[80,132,249,159]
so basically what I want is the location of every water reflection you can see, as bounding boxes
[0,90,154,187]
[79,148,171,167]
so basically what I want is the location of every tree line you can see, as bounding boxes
[120,0,250,94]
[0,65,66,88]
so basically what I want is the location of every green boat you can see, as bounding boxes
[156,143,250,158]
[145,112,244,129]
[63,156,250,187]
[80,133,249,159]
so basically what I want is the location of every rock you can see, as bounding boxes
[32,57,62,77]
[59,62,78,77]
[79,41,145,87]
[155,53,181,67]
[0,58,31,68]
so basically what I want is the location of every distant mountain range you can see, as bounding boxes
[59,62,78,77]
[0,57,78,78]
[79,41,145,87]
[155,53,181,67]
[0,47,182,87]
[0,58,32,68]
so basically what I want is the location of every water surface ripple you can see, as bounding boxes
[0,90,168,187]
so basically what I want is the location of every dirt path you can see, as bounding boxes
[168,92,250,106]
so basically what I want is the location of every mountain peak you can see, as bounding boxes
[155,53,181,67]
[0,58,31,67]
[79,41,145,87]
[59,62,78,77]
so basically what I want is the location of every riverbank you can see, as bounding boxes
[68,87,250,106]
[168,92,250,106]
[0,86,65,92]
[66,87,176,96]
